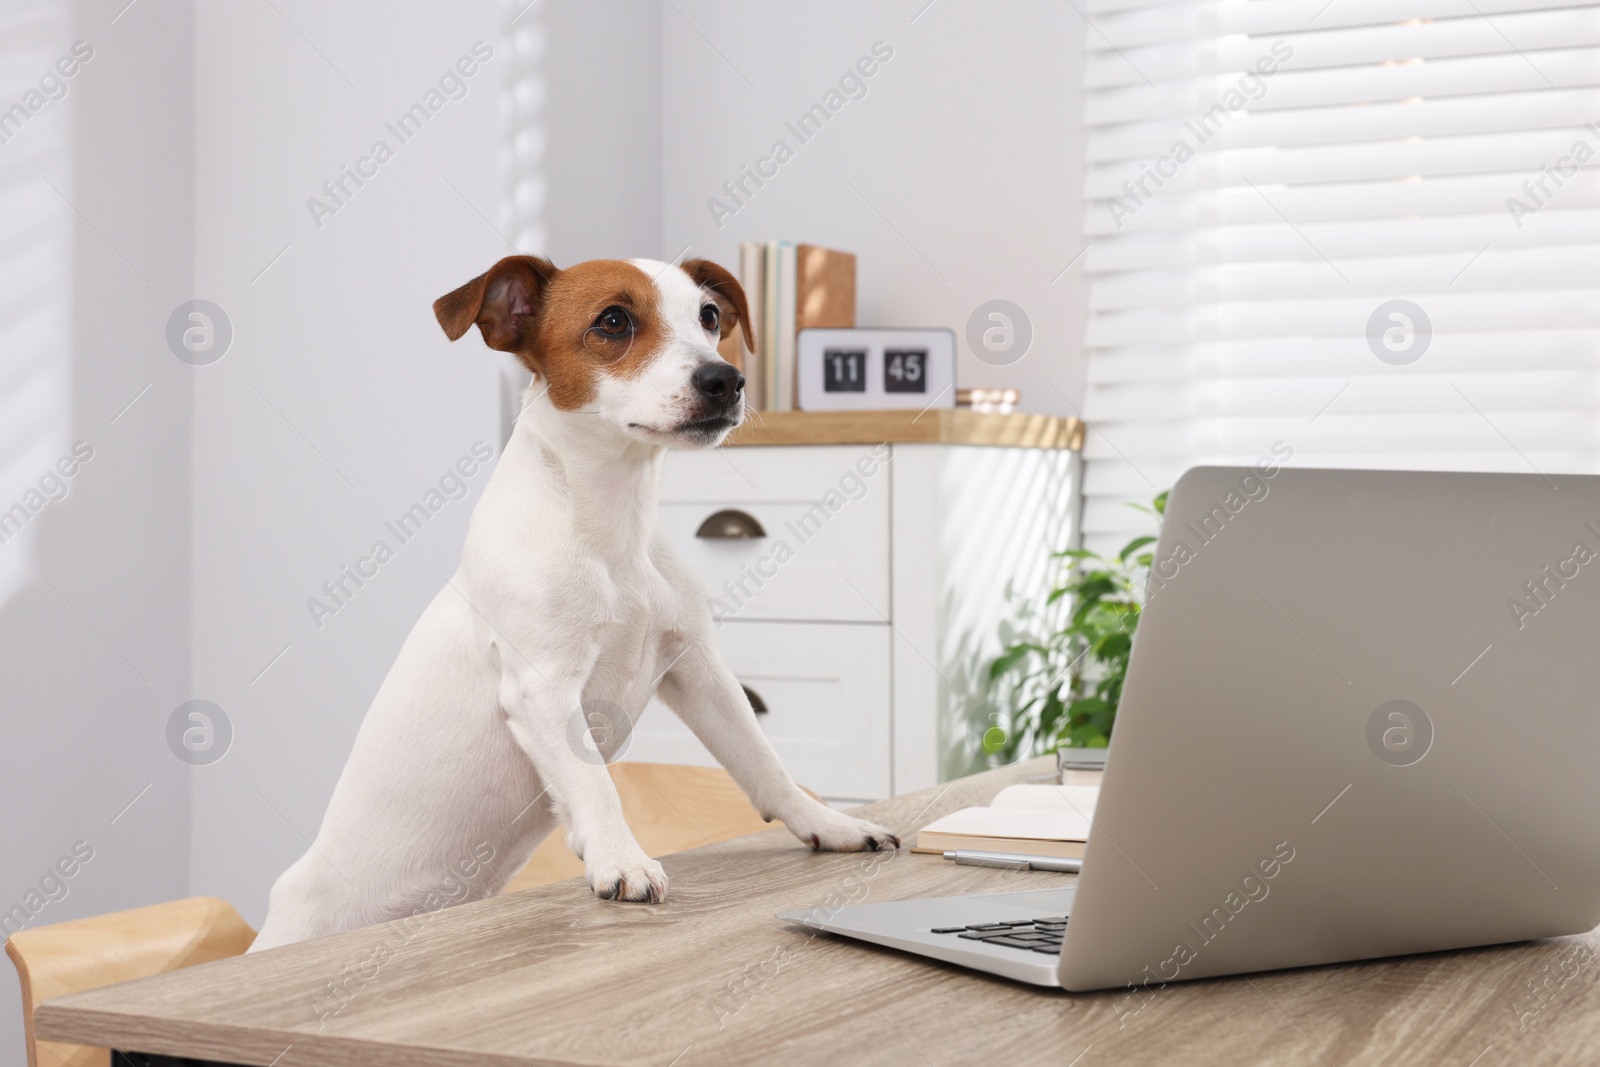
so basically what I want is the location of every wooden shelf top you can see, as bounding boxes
[725,409,1085,450]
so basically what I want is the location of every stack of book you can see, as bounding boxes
[726,241,856,411]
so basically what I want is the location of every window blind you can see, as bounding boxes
[1080,0,1600,550]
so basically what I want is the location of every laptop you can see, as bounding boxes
[778,466,1600,991]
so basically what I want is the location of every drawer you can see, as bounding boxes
[623,621,891,803]
[657,446,891,622]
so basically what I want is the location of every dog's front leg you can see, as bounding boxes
[498,665,668,903]
[658,642,900,853]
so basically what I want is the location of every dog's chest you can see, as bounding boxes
[587,558,680,684]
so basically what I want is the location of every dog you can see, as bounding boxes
[250,256,899,951]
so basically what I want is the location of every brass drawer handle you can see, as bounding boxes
[743,685,769,714]
[696,509,766,540]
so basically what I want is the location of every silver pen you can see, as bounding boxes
[943,849,1082,873]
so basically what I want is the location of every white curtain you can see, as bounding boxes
[1080,0,1600,549]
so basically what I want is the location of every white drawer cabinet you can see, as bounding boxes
[656,446,890,623]
[628,622,892,803]
[625,412,1082,804]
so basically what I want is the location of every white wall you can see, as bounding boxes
[0,1,194,1060]
[541,0,662,265]
[186,0,664,926]
[660,0,1088,413]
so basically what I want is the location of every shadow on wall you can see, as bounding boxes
[493,0,666,436]
[942,576,1064,778]
[0,0,194,1062]
[936,447,1077,781]
[496,0,542,436]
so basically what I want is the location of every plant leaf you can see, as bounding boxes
[1118,536,1156,562]
[987,642,1041,681]
[992,483,1170,760]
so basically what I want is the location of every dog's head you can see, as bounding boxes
[433,256,752,448]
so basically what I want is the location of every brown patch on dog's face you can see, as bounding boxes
[436,255,746,447]
[434,257,672,412]
[681,258,755,355]
[525,260,667,410]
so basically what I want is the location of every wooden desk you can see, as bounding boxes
[37,759,1600,1066]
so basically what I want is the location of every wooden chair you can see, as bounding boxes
[503,761,800,893]
[6,896,256,1067]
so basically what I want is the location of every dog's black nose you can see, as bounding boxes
[692,362,744,404]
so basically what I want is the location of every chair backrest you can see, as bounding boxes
[504,761,801,894]
[6,896,256,1067]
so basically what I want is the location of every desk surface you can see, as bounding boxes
[37,758,1600,1066]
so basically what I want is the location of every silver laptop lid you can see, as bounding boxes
[1060,466,1600,991]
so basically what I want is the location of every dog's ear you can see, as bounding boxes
[433,255,557,352]
[681,259,754,355]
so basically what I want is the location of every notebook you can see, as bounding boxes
[911,784,1099,859]
[773,241,797,411]
[794,243,856,334]
[734,241,765,406]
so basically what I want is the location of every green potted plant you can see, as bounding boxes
[982,490,1167,761]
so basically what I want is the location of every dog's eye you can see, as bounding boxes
[699,304,720,334]
[593,306,633,338]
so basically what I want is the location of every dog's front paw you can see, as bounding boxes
[585,852,668,904]
[785,804,900,853]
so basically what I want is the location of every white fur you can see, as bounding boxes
[251,259,895,950]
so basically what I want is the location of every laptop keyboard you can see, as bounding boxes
[931,916,1068,954]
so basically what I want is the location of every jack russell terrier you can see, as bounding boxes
[251,255,898,950]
